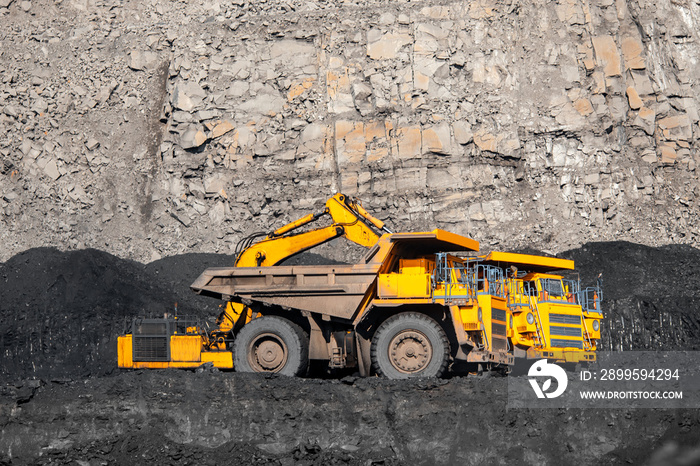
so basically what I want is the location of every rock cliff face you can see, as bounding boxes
[0,0,699,262]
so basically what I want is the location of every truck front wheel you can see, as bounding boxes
[371,312,450,379]
[233,316,309,376]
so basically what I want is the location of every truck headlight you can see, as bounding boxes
[592,320,600,331]
[526,313,535,325]
[478,308,483,322]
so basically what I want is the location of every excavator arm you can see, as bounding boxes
[215,193,392,334]
[234,193,391,267]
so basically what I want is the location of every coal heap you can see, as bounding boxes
[0,248,235,381]
[563,242,700,351]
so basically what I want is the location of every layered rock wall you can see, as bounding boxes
[0,0,699,261]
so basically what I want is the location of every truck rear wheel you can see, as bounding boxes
[233,316,309,376]
[371,312,449,379]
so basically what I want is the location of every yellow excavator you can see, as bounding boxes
[118,193,602,377]
[118,193,404,373]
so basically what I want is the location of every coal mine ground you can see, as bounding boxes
[2,243,700,465]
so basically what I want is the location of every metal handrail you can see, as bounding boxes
[431,253,476,303]
[579,286,602,313]
[530,295,547,348]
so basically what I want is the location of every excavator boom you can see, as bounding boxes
[235,193,387,267]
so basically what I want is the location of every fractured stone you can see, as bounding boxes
[204,175,230,194]
[626,87,642,110]
[129,50,159,71]
[632,71,654,96]
[592,36,621,77]
[335,121,365,166]
[396,125,422,160]
[85,138,100,151]
[660,145,677,164]
[172,81,206,112]
[574,98,594,116]
[270,40,316,66]
[367,30,412,60]
[658,114,693,140]
[474,130,497,152]
[453,121,473,145]
[422,123,453,156]
[180,126,208,149]
[43,159,60,181]
[211,120,234,139]
[584,173,600,185]
[288,80,314,102]
[297,123,326,158]
[238,92,285,116]
[621,36,645,70]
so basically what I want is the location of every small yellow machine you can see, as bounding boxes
[118,194,603,377]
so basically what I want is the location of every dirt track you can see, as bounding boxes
[2,243,700,464]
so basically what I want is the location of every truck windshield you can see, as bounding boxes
[540,278,565,298]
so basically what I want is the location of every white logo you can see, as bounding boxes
[528,359,568,399]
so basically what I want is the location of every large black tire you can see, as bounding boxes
[371,312,450,379]
[233,316,309,376]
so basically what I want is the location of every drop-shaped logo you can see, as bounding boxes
[528,359,568,399]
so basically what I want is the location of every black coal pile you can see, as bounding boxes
[0,248,235,381]
[562,242,700,351]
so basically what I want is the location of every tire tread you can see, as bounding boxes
[371,312,449,379]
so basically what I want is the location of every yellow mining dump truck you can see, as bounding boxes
[118,194,602,377]
[479,252,603,364]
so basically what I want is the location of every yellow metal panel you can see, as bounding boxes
[527,348,597,363]
[430,229,479,251]
[513,311,537,333]
[385,229,479,252]
[128,361,165,369]
[482,251,574,271]
[399,258,434,275]
[123,354,233,370]
[378,274,399,298]
[202,351,234,369]
[583,318,601,340]
[371,298,434,306]
[117,335,133,368]
[377,273,430,298]
[460,306,480,326]
[399,274,430,298]
[170,335,202,362]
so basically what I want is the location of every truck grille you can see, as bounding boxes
[133,336,169,361]
[492,308,506,322]
[492,337,508,351]
[549,314,581,325]
[132,318,171,362]
[550,325,581,337]
[492,322,507,336]
[550,338,583,349]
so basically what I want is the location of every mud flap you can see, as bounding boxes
[355,331,372,376]
[448,305,472,360]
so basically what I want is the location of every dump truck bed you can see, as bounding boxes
[191,263,381,320]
